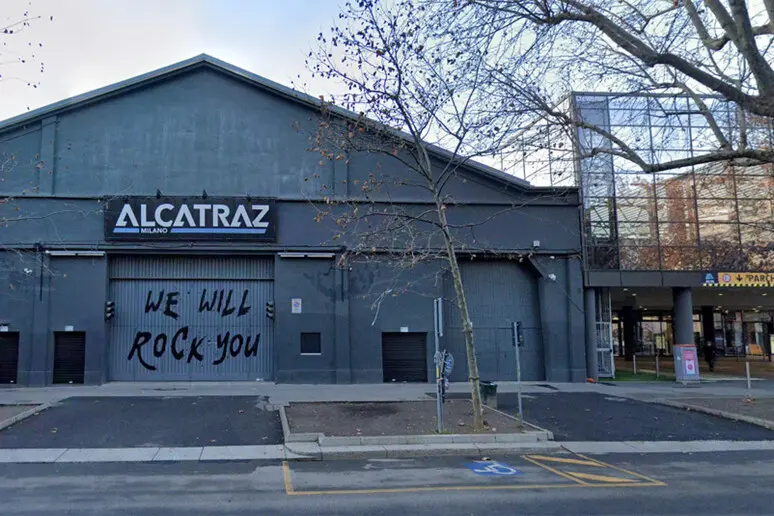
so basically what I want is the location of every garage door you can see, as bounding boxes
[108,256,274,381]
[382,332,427,382]
[443,260,544,382]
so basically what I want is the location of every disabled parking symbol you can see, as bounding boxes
[465,461,523,476]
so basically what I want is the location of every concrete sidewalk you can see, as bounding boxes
[2,440,773,463]
[3,379,773,405]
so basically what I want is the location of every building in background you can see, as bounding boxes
[0,55,585,386]
[509,92,774,375]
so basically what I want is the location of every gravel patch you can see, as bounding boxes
[286,400,523,436]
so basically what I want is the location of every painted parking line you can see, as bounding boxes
[524,453,666,487]
[564,471,638,484]
[525,455,605,467]
[281,453,666,496]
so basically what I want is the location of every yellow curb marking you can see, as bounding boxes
[565,471,638,484]
[526,455,605,467]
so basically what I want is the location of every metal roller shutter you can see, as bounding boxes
[53,332,86,384]
[108,256,275,381]
[382,332,427,382]
[0,333,19,384]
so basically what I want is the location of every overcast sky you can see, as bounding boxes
[0,0,343,121]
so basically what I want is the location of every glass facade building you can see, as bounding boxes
[509,93,774,273]
[509,93,774,369]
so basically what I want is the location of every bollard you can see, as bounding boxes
[746,361,752,396]
[633,354,637,375]
[656,354,660,378]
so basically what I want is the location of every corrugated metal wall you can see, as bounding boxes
[110,256,274,280]
[444,260,544,381]
[108,256,275,381]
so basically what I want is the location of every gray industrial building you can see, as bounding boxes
[0,55,585,386]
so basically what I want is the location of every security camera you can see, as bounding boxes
[548,273,557,282]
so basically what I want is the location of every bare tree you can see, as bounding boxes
[307,0,552,429]
[1,6,54,288]
[426,0,774,174]
[1,6,49,98]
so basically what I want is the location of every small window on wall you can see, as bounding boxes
[300,333,322,355]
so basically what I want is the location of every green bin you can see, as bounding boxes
[479,381,497,409]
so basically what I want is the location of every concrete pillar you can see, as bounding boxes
[701,306,715,346]
[622,305,636,361]
[28,250,50,386]
[584,288,599,381]
[673,287,694,346]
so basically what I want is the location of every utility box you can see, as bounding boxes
[674,344,701,384]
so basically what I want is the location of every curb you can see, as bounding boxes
[279,405,323,443]
[0,402,54,431]
[285,440,563,461]
[317,431,549,446]
[655,399,774,430]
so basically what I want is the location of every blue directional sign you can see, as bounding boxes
[464,461,523,476]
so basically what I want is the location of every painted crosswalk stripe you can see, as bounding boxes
[566,471,637,483]
[526,455,604,467]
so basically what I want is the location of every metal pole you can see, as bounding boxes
[746,360,752,396]
[434,298,443,433]
[512,322,523,425]
[656,353,660,378]
[516,335,523,425]
[633,354,637,375]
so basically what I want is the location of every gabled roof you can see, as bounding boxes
[0,53,567,194]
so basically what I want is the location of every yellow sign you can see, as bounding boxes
[703,272,774,287]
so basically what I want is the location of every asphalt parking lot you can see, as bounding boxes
[0,396,283,448]
[499,392,774,441]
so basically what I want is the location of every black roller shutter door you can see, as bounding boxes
[382,332,427,382]
[0,333,19,384]
[53,332,85,384]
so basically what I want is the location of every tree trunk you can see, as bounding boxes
[438,211,484,431]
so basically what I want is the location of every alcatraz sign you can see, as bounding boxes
[104,197,276,241]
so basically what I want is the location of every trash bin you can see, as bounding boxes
[479,381,497,409]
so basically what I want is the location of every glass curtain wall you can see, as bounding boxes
[509,93,774,272]
[577,94,774,271]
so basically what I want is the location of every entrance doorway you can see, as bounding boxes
[0,332,19,384]
[53,331,86,384]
